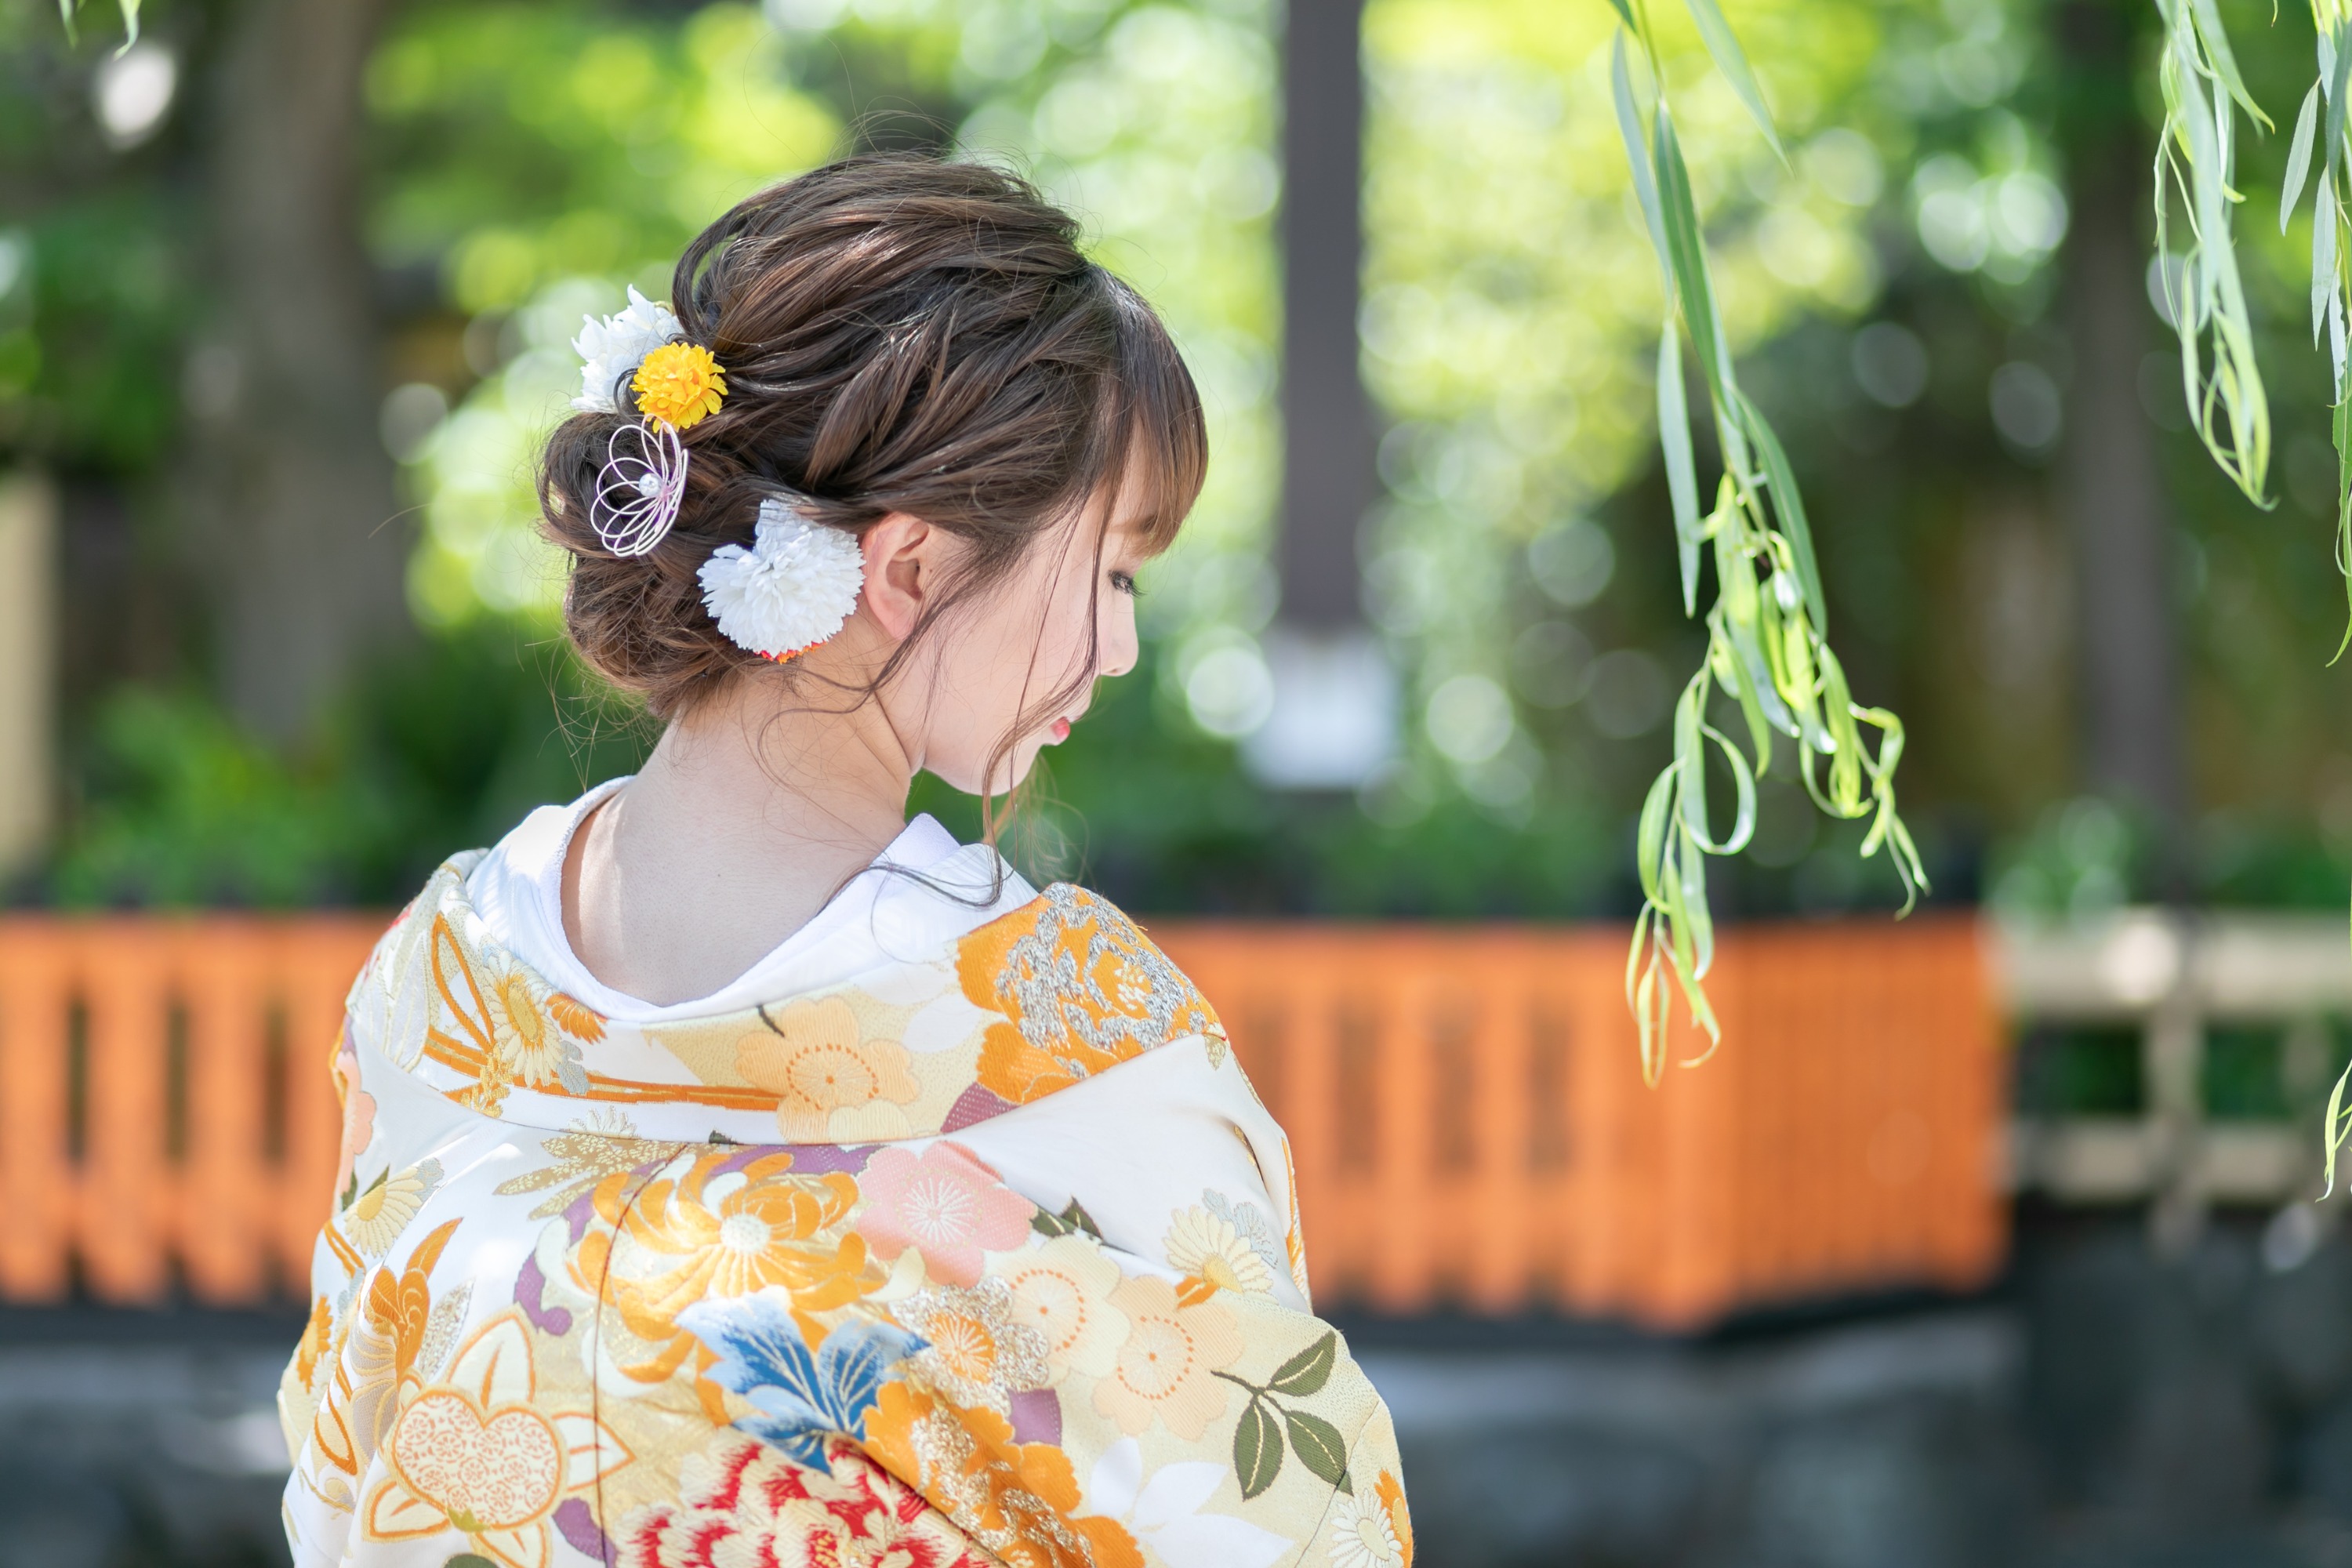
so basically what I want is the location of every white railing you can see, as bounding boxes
[1996,909,2348,1248]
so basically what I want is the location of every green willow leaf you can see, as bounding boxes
[1679,0,1783,158]
[2334,395,2352,662]
[1268,1331,1338,1397]
[1613,34,1671,288]
[1612,12,1922,1078]
[2325,24,2352,190]
[1283,1409,1352,1491]
[1650,107,1728,403]
[1733,390,1826,634]
[2325,1025,2352,1196]
[1659,321,1700,613]
[2286,82,2321,232]
[54,0,138,49]
[2154,0,2272,503]
[1235,1398,1283,1500]
[2189,0,2270,129]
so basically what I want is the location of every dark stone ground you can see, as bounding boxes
[15,1207,2352,1567]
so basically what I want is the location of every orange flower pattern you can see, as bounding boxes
[959,884,1226,1106]
[735,996,919,1142]
[281,858,1401,1568]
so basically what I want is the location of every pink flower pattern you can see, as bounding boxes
[854,1142,1033,1287]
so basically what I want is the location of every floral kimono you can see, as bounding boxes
[278,855,1413,1568]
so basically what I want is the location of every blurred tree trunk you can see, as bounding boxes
[2055,0,2188,875]
[1277,0,1373,629]
[198,0,408,742]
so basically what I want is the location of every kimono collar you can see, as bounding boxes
[346,858,1228,1147]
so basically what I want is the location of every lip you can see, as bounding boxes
[1048,717,1072,742]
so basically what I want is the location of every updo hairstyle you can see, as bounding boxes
[539,155,1207,723]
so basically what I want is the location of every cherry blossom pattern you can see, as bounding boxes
[855,1142,1033,1287]
[1091,1275,1243,1441]
[996,1234,1129,1387]
[736,996,920,1142]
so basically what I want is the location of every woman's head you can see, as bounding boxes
[540,155,1205,797]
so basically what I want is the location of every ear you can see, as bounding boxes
[858,512,939,642]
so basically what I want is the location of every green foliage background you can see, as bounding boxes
[8,0,2352,919]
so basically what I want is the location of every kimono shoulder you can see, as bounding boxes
[953,880,1229,1112]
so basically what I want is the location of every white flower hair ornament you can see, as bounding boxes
[571,286,679,416]
[698,498,866,662]
[572,287,729,559]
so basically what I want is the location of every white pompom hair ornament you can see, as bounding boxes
[699,498,866,662]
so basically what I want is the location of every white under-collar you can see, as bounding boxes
[463,778,1035,1024]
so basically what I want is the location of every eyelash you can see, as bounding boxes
[1109,570,1139,597]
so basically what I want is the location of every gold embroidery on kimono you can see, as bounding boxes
[279,857,1411,1568]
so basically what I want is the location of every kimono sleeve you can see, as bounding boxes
[1292,1400,1414,1567]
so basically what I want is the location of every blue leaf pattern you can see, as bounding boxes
[677,1289,924,1468]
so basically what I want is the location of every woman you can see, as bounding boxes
[277,156,1412,1568]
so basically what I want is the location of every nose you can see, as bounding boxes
[1100,597,1139,680]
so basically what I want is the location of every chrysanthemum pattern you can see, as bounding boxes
[281,866,1404,1568]
[1164,1205,1275,1301]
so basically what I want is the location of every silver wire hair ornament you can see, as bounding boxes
[587,419,688,557]
[572,291,728,559]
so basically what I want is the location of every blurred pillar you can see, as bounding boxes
[2055,0,2188,878]
[1277,0,1374,630]
[197,0,409,742]
[1248,0,1397,789]
[0,473,56,877]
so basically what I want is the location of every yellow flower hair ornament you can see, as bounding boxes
[571,288,728,557]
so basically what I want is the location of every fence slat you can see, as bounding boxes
[0,920,71,1299]
[180,922,271,1302]
[78,921,172,1301]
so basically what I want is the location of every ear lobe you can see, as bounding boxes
[858,513,931,641]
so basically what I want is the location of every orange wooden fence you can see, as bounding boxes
[0,913,2003,1326]
[0,916,381,1303]
[1155,916,2005,1327]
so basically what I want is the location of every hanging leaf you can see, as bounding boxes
[2188,0,2270,129]
[1733,391,1827,636]
[1659,321,1700,613]
[1650,107,1730,403]
[1678,0,1783,158]
[1613,34,1671,285]
[2286,82,2321,231]
[55,0,139,49]
[2154,0,2271,504]
[1609,0,1924,1076]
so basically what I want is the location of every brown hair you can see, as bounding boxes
[538,154,1207,757]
